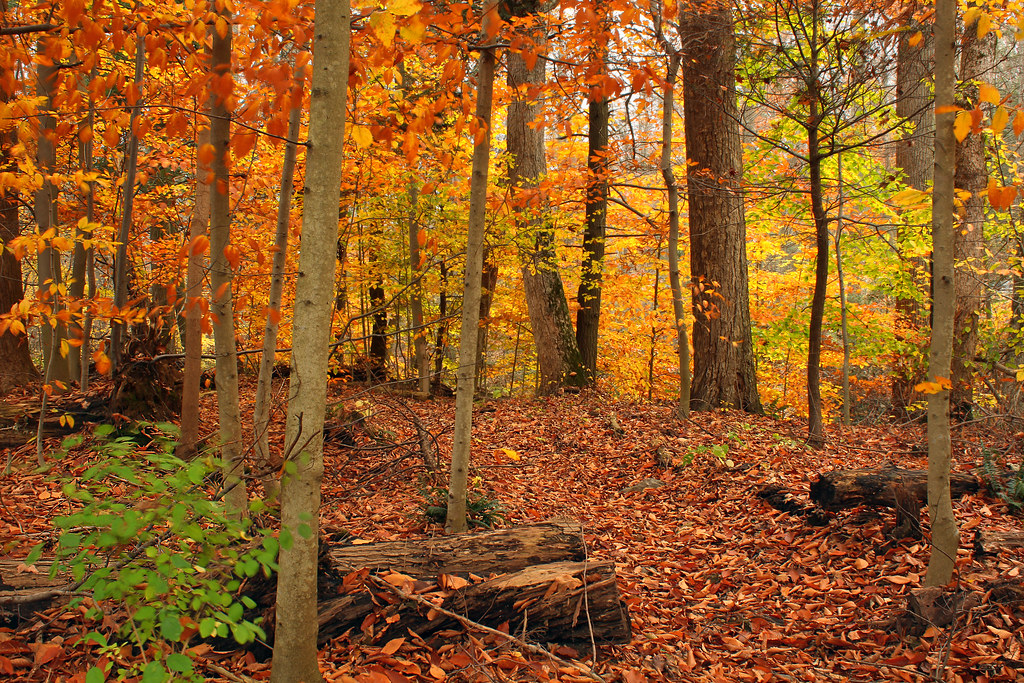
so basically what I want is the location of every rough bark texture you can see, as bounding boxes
[208,15,247,515]
[0,127,38,394]
[810,468,978,511]
[368,281,388,379]
[926,0,958,587]
[892,19,933,413]
[680,6,761,414]
[951,28,995,415]
[973,529,1024,556]
[271,0,350,678]
[508,33,587,395]
[475,250,499,391]
[329,521,584,577]
[448,4,496,532]
[317,560,630,646]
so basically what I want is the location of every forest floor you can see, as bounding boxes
[2,379,1024,682]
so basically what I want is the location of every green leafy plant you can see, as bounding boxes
[679,443,731,468]
[30,423,281,682]
[421,478,506,528]
[979,449,1024,513]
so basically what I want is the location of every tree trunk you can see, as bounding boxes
[407,182,430,394]
[475,250,498,392]
[576,51,610,384]
[807,121,828,448]
[835,155,851,425]
[680,5,761,414]
[508,29,587,395]
[950,27,995,416]
[368,281,388,379]
[179,113,212,459]
[208,12,247,516]
[33,40,70,384]
[810,468,978,511]
[69,68,97,388]
[271,0,350,676]
[254,70,302,502]
[448,2,498,533]
[892,18,933,413]
[926,0,958,587]
[110,36,145,373]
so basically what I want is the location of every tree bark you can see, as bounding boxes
[892,17,933,413]
[407,182,430,394]
[950,27,995,416]
[448,1,498,533]
[475,250,498,391]
[680,4,761,414]
[810,468,978,511]
[253,70,302,502]
[208,12,247,516]
[508,28,587,395]
[271,0,350,676]
[973,529,1024,556]
[925,0,958,587]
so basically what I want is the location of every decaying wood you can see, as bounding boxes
[329,520,584,578]
[810,468,978,512]
[755,484,830,525]
[316,560,631,646]
[974,529,1024,556]
[898,578,1024,637]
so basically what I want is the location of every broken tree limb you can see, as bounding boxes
[974,529,1024,556]
[315,560,631,647]
[809,468,978,512]
[329,520,585,578]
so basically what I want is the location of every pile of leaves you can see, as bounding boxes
[1,383,1023,681]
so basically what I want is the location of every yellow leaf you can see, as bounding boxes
[1016,370,1024,382]
[954,110,971,143]
[1014,110,1024,137]
[908,31,922,47]
[964,7,981,27]
[497,448,519,461]
[66,414,74,428]
[978,13,992,39]
[979,82,1000,105]
[369,11,396,47]
[935,105,961,115]
[991,104,1009,133]
[351,125,373,149]
[399,15,426,44]
[915,381,942,394]
[387,0,421,17]
[891,188,928,206]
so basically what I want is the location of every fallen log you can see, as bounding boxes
[974,529,1024,556]
[898,578,1024,636]
[317,560,631,646]
[810,468,978,511]
[329,520,585,578]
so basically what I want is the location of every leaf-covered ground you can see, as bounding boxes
[2,382,1023,682]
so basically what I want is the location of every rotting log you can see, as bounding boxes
[329,520,585,579]
[898,578,1024,637]
[974,529,1024,556]
[316,560,631,646]
[809,468,978,511]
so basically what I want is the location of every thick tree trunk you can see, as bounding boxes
[272,0,351,677]
[950,28,995,416]
[448,2,497,532]
[680,5,761,414]
[329,521,585,577]
[368,281,388,379]
[208,13,247,516]
[892,19,933,413]
[810,468,978,511]
[0,122,38,394]
[508,31,587,395]
[926,0,958,586]
[315,560,630,646]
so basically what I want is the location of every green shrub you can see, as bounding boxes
[30,423,280,682]
[422,480,506,529]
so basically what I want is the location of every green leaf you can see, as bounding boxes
[160,614,183,641]
[24,543,43,566]
[199,617,218,638]
[297,523,312,539]
[140,660,167,683]
[85,666,106,683]
[165,652,193,674]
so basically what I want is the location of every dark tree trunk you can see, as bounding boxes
[507,36,586,394]
[680,6,761,414]
[576,78,609,383]
[892,17,933,413]
[368,281,388,379]
[475,251,499,391]
[951,29,995,416]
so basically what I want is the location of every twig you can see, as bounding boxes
[201,659,259,683]
[366,574,607,683]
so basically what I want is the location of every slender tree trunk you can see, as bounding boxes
[433,262,448,392]
[69,68,97,386]
[208,9,247,515]
[680,4,761,413]
[576,45,609,383]
[407,182,430,394]
[368,281,388,378]
[806,125,828,448]
[508,29,586,395]
[950,27,995,417]
[271,0,350,677]
[925,0,958,587]
[475,250,498,392]
[110,36,146,372]
[34,40,70,383]
[447,2,498,533]
[892,17,933,413]
[835,155,851,426]
[254,73,302,502]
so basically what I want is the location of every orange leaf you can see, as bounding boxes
[34,643,62,666]
[214,282,230,301]
[223,244,241,269]
[190,235,210,256]
[380,637,405,655]
[416,228,427,247]
[197,143,216,166]
[1014,110,1024,137]
[93,351,111,375]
